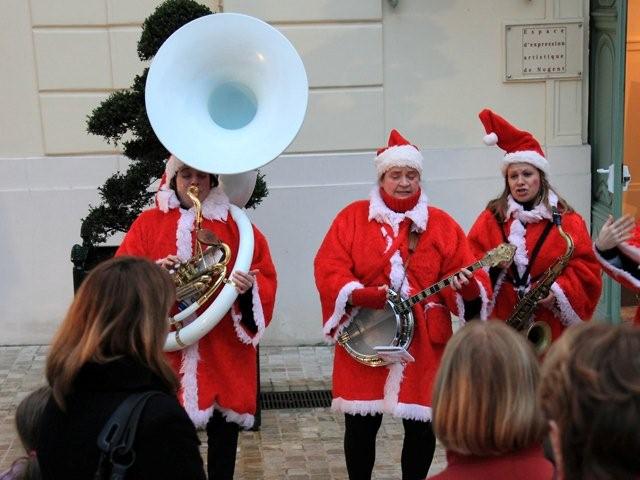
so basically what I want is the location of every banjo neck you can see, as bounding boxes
[399,259,485,310]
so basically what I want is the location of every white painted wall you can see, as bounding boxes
[0,0,592,345]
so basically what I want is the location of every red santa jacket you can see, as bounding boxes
[314,188,491,421]
[428,445,554,480]
[467,195,601,339]
[594,223,640,324]
[116,188,277,429]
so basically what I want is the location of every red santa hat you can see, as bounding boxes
[478,109,549,176]
[374,129,423,178]
[155,155,184,212]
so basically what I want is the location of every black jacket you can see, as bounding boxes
[37,357,206,479]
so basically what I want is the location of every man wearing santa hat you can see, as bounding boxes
[314,129,492,480]
[116,156,277,480]
[594,214,640,324]
[467,109,601,341]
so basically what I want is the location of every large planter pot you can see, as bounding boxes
[71,244,119,292]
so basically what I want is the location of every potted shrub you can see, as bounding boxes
[71,0,268,288]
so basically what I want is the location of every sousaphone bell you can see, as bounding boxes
[145,13,308,351]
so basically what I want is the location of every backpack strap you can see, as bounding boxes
[94,391,162,480]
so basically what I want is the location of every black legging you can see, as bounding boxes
[344,413,436,480]
[206,410,240,480]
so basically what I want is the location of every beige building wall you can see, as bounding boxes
[0,0,592,345]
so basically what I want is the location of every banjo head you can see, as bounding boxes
[339,300,414,367]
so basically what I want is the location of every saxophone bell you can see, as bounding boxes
[526,321,552,356]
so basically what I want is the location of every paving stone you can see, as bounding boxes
[0,345,447,478]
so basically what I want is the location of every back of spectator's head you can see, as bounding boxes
[432,320,545,457]
[6,385,51,480]
[16,386,50,454]
[46,256,178,408]
[538,322,640,480]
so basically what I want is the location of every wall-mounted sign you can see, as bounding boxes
[504,20,584,82]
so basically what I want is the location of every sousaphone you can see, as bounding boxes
[145,13,308,351]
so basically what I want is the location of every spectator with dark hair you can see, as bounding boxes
[36,256,206,479]
[429,321,553,480]
[538,322,640,480]
[0,386,50,480]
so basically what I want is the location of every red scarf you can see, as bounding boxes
[379,188,421,213]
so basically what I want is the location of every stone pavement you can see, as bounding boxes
[0,345,447,479]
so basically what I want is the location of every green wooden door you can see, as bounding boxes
[590,0,628,323]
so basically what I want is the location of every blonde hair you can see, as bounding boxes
[432,321,545,456]
[46,257,178,408]
[487,167,573,222]
[539,322,640,480]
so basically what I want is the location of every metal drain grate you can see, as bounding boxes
[260,389,332,410]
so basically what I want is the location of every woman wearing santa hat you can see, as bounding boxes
[467,109,601,341]
[116,156,277,480]
[314,129,492,480]
[594,214,640,324]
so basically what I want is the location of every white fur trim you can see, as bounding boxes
[550,282,583,326]
[200,188,230,221]
[375,145,423,177]
[157,188,181,212]
[455,292,466,325]
[508,217,528,278]
[383,363,405,412]
[483,132,498,146]
[477,279,490,320]
[619,241,640,265]
[501,150,549,176]
[368,187,429,235]
[506,193,556,225]
[393,403,432,422]
[323,281,363,342]
[248,278,267,346]
[594,247,640,290]
[332,398,386,416]
[490,268,508,314]
[180,343,214,428]
[165,155,184,186]
[389,250,411,296]
[176,209,195,261]
[216,403,255,430]
[231,305,253,345]
[231,281,266,346]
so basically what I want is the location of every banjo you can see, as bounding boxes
[337,243,516,366]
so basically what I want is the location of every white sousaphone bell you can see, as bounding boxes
[145,13,308,351]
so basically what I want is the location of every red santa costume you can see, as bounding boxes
[468,109,602,339]
[594,224,640,324]
[314,131,492,422]
[116,155,277,429]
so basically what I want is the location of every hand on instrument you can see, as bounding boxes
[156,255,181,271]
[537,292,556,309]
[451,268,480,300]
[231,269,258,294]
[595,214,635,251]
[350,285,389,310]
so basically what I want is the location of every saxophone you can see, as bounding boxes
[506,207,574,355]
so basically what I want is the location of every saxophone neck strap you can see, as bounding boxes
[496,215,555,292]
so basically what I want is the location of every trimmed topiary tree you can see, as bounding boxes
[79,0,267,248]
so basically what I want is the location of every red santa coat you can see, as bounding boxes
[594,224,640,324]
[116,188,276,429]
[467,194,601,338]
[314,188,491,421]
